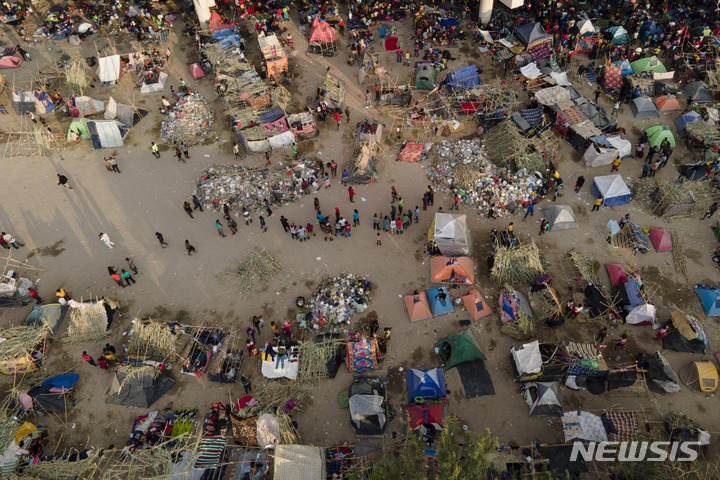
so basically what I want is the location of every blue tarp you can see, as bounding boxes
[42,373,80,390]
[521,107,543,126]
[426,287,454,316]
[212,28,243,49]
[445,65,481,92]
[675,111,702,133]
[623,280,644,307]
[406,368,446,401]
[439,18,458,27]
[257,106,285,125]
[696,286,720,316]
[610,59,633,77]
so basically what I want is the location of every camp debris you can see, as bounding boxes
[428,139,547,216]
[193,160,321,213]
[160,93,214,147]
[304,273,372,331]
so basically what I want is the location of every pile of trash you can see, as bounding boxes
[428,139,548,217]
[303,274,372,332]
[194,160,322,212]
[160,93,214,146]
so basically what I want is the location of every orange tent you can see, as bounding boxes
[461,289,492,320]
[404,293,433,322]
[654,95,682,113]
[430,256,475,285]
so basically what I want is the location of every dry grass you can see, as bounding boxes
[491,241,545,285]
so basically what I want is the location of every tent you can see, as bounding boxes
[576,19,595,36]
[274,445,324,480]
[68,96,104,117]
[625,303,656,326]
[11,90,36,114]
[67,118,91,141]
[87,120,123,149]
[445,65,481,92]
[591,174,631,206]
[308,18,338,44]
[406,403,445,432]
[23,373,80,413]
[676,111,702,133]
[25,304,68,334]
[436,331,485,369]
[140,72,168,94]
[429,213,471,256]
[629,96,659,118]
[695,286,720,316]
[426,287,454,317]
[646,352,681,393]
[543,205,577,231]
[406,368,446,401]
[0,56,22,68]
[515,23,552,48]
[603,66,622,90]
[189,62,205,79]
[461,289,492,320]
[524,382,562,416]
[511,340,542,377]
[630,56,667,74]
[605,264,627,287]
[348,377,388,438]
[680,361,718,393]
[414,67,437,90]
[404,293,433,322]
[654,96,682,113]
[97,55,122,83]
[430,256,475,285]
[684,81,715,104]
[106,366,175,408]
[662,310,709,354]
[607,26,629,45]
[645,125,676,148]
[610,59,633,76]
[648,227,672,251]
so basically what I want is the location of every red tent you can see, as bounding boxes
[384,36,399,51]
[309,18,338,44]
[405,403,445,431]
[189,63,205,79]
[604,66,622,90]
[208,12,233,32]
[0,56,22,69]
[606,264,627,287]
[648,227,672,251]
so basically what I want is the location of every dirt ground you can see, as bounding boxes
[2,5,720,472]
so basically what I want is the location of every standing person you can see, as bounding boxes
[398,197,404,215]
[247,326,256,343]
[612,100,620,117]
[353,209,359,226]
[151,142,160,158]
[377,232,382,245]
[396,218,403,235]
[611,156,622,172]
[344,223,351,237]
[596,327,608,345]
[280,215,290,232]
[233,143,240,160]
[640,162,652,178]
[553,178,563,202]
[655,324,669,340]
[175,147,185,163]
[82,351,97,366]
[427,185,434,206]
[98,232,114,249]
[120,269,136,286]
[331,161,338,177]
[523,203,535,220]
[365,90,372,108]
[57,174,73,190]
[574,176,585,192]
[391,186,398,203]
[185,240,197,255]
[126,257,138,274]
[348,186,355,203]
[259,216,267,232]
[334,111,341,129]
[227,216,238,235]
[592,197,603,211]
[0,235,9,249]
[702,202,718,220]
[289,223,298,239]
[215,220,226,237]
[324,222,334,242]
[183,201,194,218]
[292,143,298,160]
[539,218,548,235]
[314,197,320,212]
[155,232,168,248]
[635,142,644,159]
[414,206,420,223]
[390,204,396,220]
[242,207,252,225]
[375,84,380,101]
[615,333,628,350]
[450,193,459,210]
[179,142,190,159]
[265,151,271,165]
[1,232,23,249]
[594,86,602,103]
[241,376,252,394]
[192,195,204,211]
[345,106,351,123]
[341,169,349,185]
[405,50,411,65]
[649,160,660,177]
[373,213,380,230]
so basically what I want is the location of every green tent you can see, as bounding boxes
[25,304,69,335]
[436,330,485,369]
[67,118,90,140]
[415,67,437,90]
[630,56,667,74]
[645,125,676,148]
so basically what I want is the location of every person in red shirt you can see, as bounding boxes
[334,111,341,129]
[348,187,355,203]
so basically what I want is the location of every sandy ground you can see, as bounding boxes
[2,5,720,472]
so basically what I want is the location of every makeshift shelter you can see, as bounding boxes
[524,382,562,416]
[607,26,629,45]
[258,33,288,77]
[603,66,623,90]
[646,352,681,393]
[649,180,695,216]
[140,72,168,94]
[415,67,437,90]
[444,65,481,92]
[426,287,454,317]
[543,205,577,231]
[25,304,68,334]
[406,368,446,401]
[0,276,31,308]
[87,120,123,149]
[22,373,79,414]
[491,242,545,286]
[561,411,608,443]
[592,174,631,206]
[346,337,379,372]
[67,96,104,117]
[67,118,91,141]
[287,112,319,141]
[189,62,205,79]
[662,310,709,354]
[684,81,715,104]
[629,96,659,118]
[0,325,51,375]
[645,125,676,148]
[499,288,534,340]
[648,228,672,251]
[625,303,656,326]
[436,331,485,369]
[348,377,388,438]
[396,142,425,162]
[97,55,122,83]
[515,23,552,49]
[511,341,542,377]
[308,18,339,54]
[430,256,475,285]
[406,403,445,432]
[274,445,324,480]
[347,142,379,184]
[695,286,720,316]
[106,366,175,408]
[611,59,633,76]
[630,56,666,74]
[404,292,433,322]
[0,56,21,68]
[654,96,682,113]
[461,289,492,320]
[583,135,631,166]
[11,91,36,114]
[676,111,702,133]
[605,264,627,287]
[429,213,471,256]
[680,361,718,393]
[320,73,345,111]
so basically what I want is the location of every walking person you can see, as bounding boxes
[523,203,535,220]
[615,333,628,350]
[348,186,355,203]
[185,239,197,255]
[450,193,459,210]
[215,220,226,237]
[233,143,240,160]
[414,206,419,223]
[539,218,548,235]
[98,232,114,249]
[292,143,298,160]
[260,215,267,232]
[151,142,160,158]
[57,174,73,190]
[28,288,43,304]
[192,195,204,211]
[391,186,398,203]
[183,201,194,218]
[179,142,190,159]
[574,176,585,193]
[373,213,380,230]
[398,197,404,215]
[596,327,608,346]
[242,207,252,225]
[345,106,351,123]
[82,351,97,366]
[365,90,372,108]
[1,232,24,249]
[640,162,652,178]
[610,156,622,172]
[105,156,121,173]
[175,147,185,163]
[155,232,168,248]
[241,376,252,394]
[227,216,238,235]
[280,215,290,232]
[331,161,337,177]
[702,202,718,220]
[121,269,136,286]
[126,257,138,274]
[109,267,124,287]
[377,232,382,245]
[334,111,341,129]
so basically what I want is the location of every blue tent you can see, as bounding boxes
[675,111,702,133]
[445,65,481,92]
[610,59,633,77]
[406,368,446,401]
[696,287,720,316]
[426,287,454,316]
[607,26,629,45]
[591,175,631,206]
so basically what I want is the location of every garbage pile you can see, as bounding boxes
[428,139,548,216]
[160,93,214,146]
[194,160,322,212]
[303,274,372,332]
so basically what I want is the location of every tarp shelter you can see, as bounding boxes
[104,97,148,128]
[625,303,656,326]
[308,17,338,45]
[406,403,445,432]
[23,373,80,414]
[287,112,318,141]
[646,352,681,393]
[106,367,175,408]
[347,337,379,372]
[436,330,485,369]
[655,96,682,113]
[25,304,68,334]
[524,382,562,416]
[684,81,715,104]
[97,55,122,83]
[561,411,608,443]
[88,120,123,149]
[430,256,474,285]
[515,23,552,48]
[0,56,21,68]
[511,340,542,376]
[676,111,702,133]
[11,90,36,114]
[499,288,533,325]
[543,205,577,231]
[592,174,631,206]
[695,286,720,316]
[461,289,492,320]
[645,125,676,148]
[429,213,471,256]
[140,72,168,94]
[583,140,629,167]
[414,67,437,90]
[406,368,446,401]
[603,66,622,90]
[629,96,659,118]
[630,56,666,74]
[426,287,454,317]
[611,59,633,76]
[68,96,104,117]
[348,377,388,438]
[404,292,433,322]
[67,118,91,141]
[607,26,629,45]
[606,264,627,287]
[662,310,709,354]
[261,347,299,380]
[396,142,425,162]
[648,227,672,251]
[189,62,205,79]
[445,65,481,92]
[573,37,598,56]
[274,445,324,480]
[680,361,718,392]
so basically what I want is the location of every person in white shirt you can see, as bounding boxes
[98,232,114,249]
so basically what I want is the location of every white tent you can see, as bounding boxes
[511,340,542,376]
[140,72,168,94]
[432,213,471,256]
[274,445,324,480]
[97,55,121,83]
[193,0,216,23]
[583,143,619,166]
[543,205,577,231]
[524,382,563,416]
[88,120,123,148]
[561,411,608,443]
[592,174,631,206]
[626,303,656,326]
[577,19,595,36]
